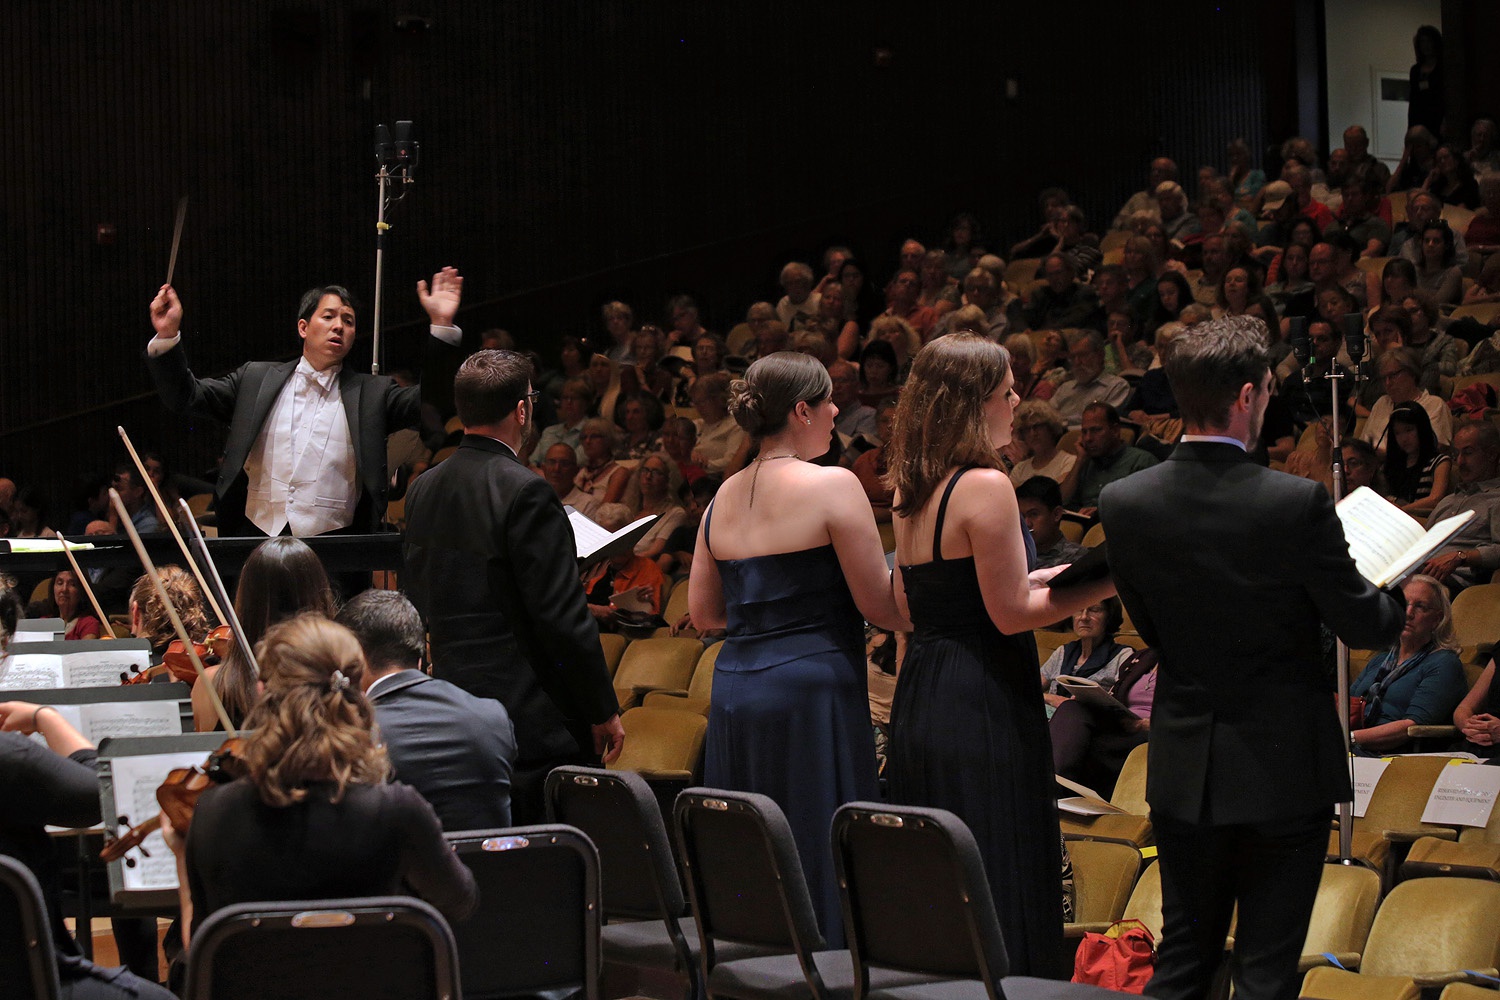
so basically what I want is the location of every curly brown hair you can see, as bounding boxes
[241,614,389,808]
[129,565,211,653]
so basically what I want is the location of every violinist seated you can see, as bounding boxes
[126,566,216,683]
[44,569,103,640]
[0,587,177,999]
[336,589,517,831]
[160,615,478,953]
[191,537,337,732]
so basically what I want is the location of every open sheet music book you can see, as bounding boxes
[1334,487,1475,588]
[566,509,657,562]
[1056,675,1137,717]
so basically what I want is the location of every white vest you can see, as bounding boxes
[242,360,358,536]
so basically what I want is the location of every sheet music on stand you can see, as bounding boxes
[8,684,192,746]
[15,617,65,644]
[97,733,229,907]
[0,639,153,691]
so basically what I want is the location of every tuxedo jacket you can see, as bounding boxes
[401,435,619,765]
[369,669,516,831]
[146,337,460,534]
[1099,441,1403,825]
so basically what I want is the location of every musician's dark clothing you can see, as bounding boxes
[186,779,477,939]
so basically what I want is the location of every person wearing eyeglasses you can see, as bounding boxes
[1360,347,1453,456]
[1349,574,1467,754]
[403,350,624,825]
[144,268,464,536]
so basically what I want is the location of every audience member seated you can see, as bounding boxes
[857,339,903,408]
[582,504,668,628]
[829,360,876,441]
[8,484,56,539]
[43,570,102,640]
[1401,290,1463,390]
[1060,403,1159,514]
[659,477,718,578]
[600,301,636,364]
[1464,174,1500,251]
[540,334,590,402]
[615,392,665,461]
[617,325,676,409]
[1383,401,1452,516]
[1453,652,1498,759]
[1344,438,1382,492]
[1148,270,1194,337]
[660,416,708,485]
[1284,162,1334,231]
[541,443,599,517]
[882,268,937,342]
[1015,476,1085,569]
[194,536,338,732]
[929,267,1010,341]
[1002,334,1052,403]
[690,373,748,475]
[338,589,516,831]
[1329,170,1392,257]
[865,314,921,379]
[574,417,630,509]
[1050,330,1132,427]
[837,256,884,329]
[1125,323,1183,440]
[917,249,961,316]
[1039,598,1135,709]
[941,213,983,279]
[1414,220,1464,305]
[1420,421,1500,591]
[805,283,856,350]
[1361,347,1453,453]
[727,301,783,358]
[1213,261,1263,320]
[1024,252,1101,332]
[529,377,592,465]
[63,475,111,536]
[1155,181,1194,240]
[776,261,821,330]
[851,401,896,523]
[1349,574,1467,754]
[1112,157,1178,230]
[129,565,211,663]
[1423,141,1481,209]
[664,293,708,349]
[1468,118,1500,176]
[1391,189,1469,267]
[1341,124,1391,190]
[629,453,687,559]
[587,352,623,424]
[1265,241,1313,312]
[1050,645,1158,797]
[1008,401,1074,486]
[163,615,478,955]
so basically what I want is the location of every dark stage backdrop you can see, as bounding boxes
[1,1,1290,516]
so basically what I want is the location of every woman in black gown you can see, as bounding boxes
[884,333,1115,977]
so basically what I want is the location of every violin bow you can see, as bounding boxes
[56,536,113,639]
[116,426,229,628]
[178,498,259,679]
[109,488,238,737]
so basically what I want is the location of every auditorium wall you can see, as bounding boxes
[1,0,1287,512]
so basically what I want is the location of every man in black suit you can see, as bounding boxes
[1099,315,1404,1000]
[337,588,516,831]
[144,269,465,536]
[402,350,624,824]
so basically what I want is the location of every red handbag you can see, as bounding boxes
[1072,918,1155,993]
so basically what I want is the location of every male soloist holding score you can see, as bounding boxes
[145,269,465,536]
[1101,315,1404,1000]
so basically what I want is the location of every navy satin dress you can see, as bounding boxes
[702,506,878,947]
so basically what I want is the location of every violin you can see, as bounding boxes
[120,625,233,686]
[100,737,248,864]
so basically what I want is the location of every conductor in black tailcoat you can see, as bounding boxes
[401,349,623,824]
[1100,315,1404,1000]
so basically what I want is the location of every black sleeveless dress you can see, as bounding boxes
[887,468,1065,977]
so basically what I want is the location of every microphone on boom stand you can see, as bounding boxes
[370,120,420,377]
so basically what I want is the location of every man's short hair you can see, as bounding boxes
[335,589,424,671]
[1342,437,1378,467]
[1459,419,1500,455]
[455,350,534,427]
[1165,316,1271,430]
[963,267,998,296]
[1042,252,1076,277]
[1082,402,1121,427]
[779,261,814,286]
[1069,329,1105,355]
[298,285,355,323]
[1014,475,1064,510]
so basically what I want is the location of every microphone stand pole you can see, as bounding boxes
[371,165,392,376]
[369,122,418,376]
[1324,362,1355,863]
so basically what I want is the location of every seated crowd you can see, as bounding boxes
[6,115,1500,996]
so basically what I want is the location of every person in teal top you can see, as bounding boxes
[1349,573,1469,754]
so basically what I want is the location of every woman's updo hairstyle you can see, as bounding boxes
[729,351,833,438]
[241,614,388,808]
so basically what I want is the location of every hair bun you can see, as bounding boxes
[728,379,766,435]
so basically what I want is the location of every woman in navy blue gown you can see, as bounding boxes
[884,334,1114,977]
[689,352,908,946]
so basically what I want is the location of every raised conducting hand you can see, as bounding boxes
[417,266,463,327]
[150,285,183,340]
